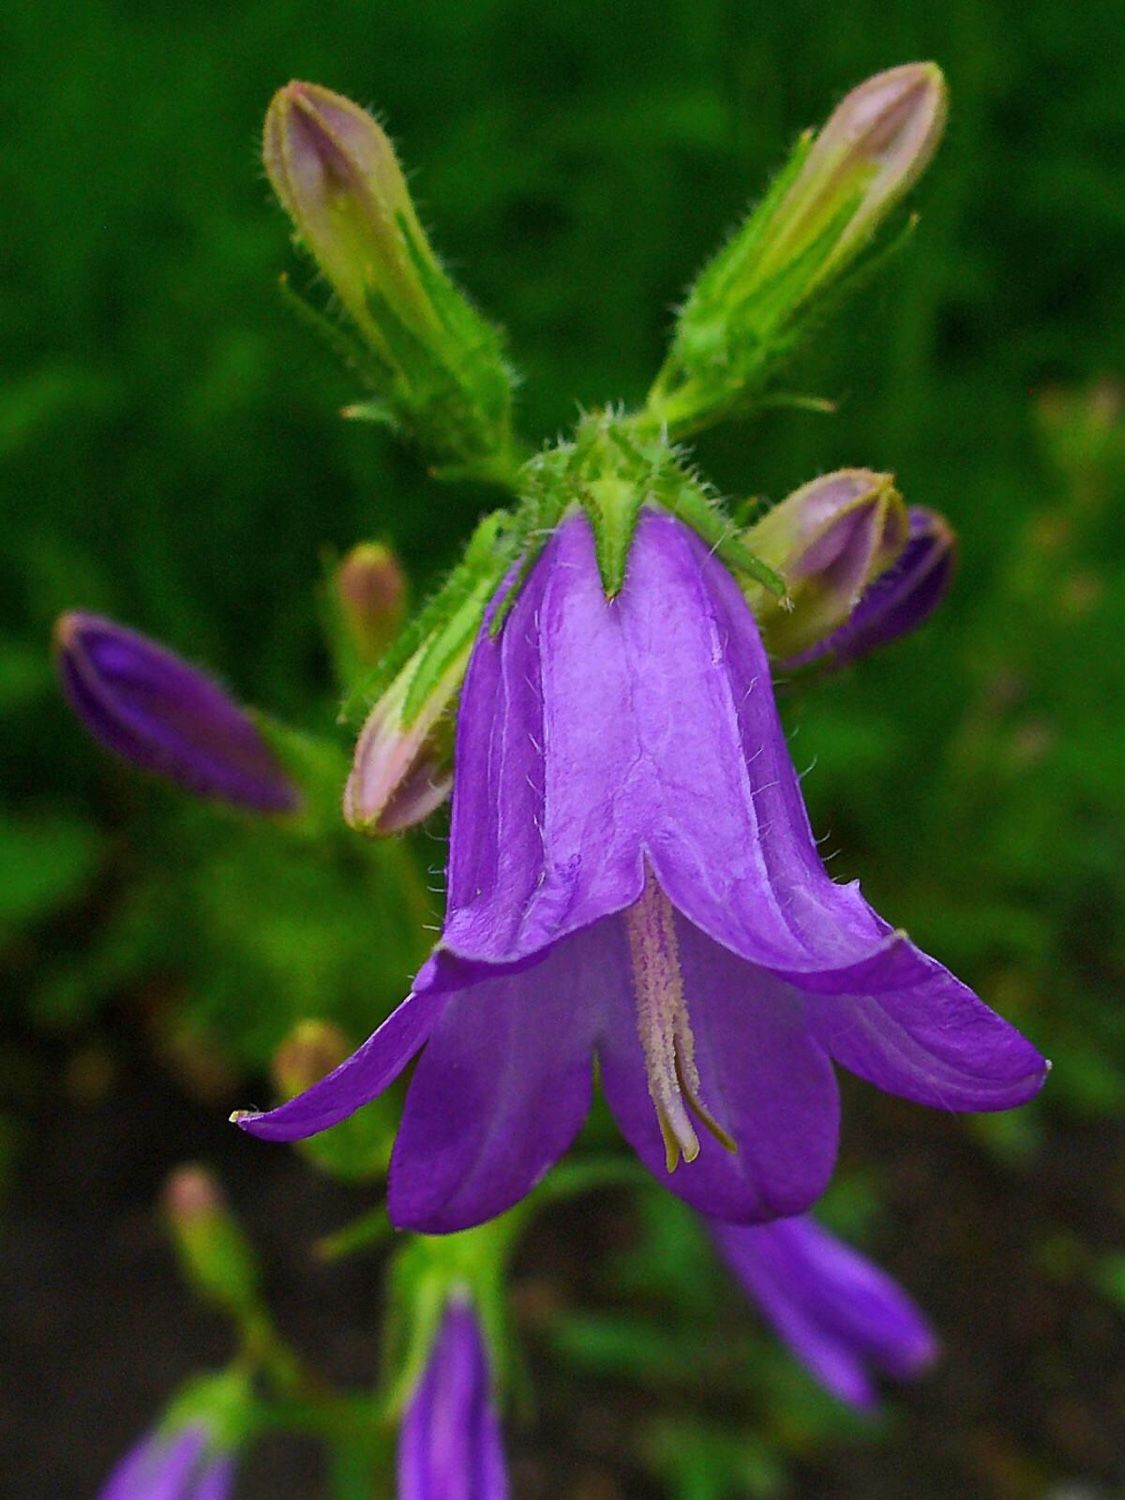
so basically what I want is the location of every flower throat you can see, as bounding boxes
[624,868,738,1172]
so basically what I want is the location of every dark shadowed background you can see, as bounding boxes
[2,1,1123,1496]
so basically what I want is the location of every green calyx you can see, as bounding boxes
[502,412,790,605]
[342,509,523,731]
[338,416,788,750]
[382,1215,523,1417]
[162,1368,257,1456]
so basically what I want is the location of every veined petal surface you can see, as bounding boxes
[389,927,609,1231]
[442,511,909,987]
[809,950,1049,1110]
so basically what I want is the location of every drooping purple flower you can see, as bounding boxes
[55,611,299,812]
[781,507,956,671]
[98,1422,235,1500]
[398,1297,508,1500]
[709,1213,937,1411]
[235,509,1046,1231]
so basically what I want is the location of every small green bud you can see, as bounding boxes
[273,1020,394,1179]
[264,81,517,475]
[163,1165,262,1318]
[650,64,947,436]
[743,468,907,658]
[335,541,408,665]
[752,63,947,293]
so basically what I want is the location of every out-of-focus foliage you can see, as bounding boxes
[3,1,1123,1496]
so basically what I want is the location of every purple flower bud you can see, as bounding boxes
[55,611,300,813]
[709,1213,938,1411]
[399,1297,508,1500]
[98,1422,235,1500]
[760,62,948,291]
[781,506,956,671]
[335,542,408,665]
[745,469,908,659]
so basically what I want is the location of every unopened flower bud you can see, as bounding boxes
[781,506,956,671]
[652,65,947,435]
[756,63,948,291]
[744,469,908,659]
[55,612,300,813]
[399,1295,508,1500]
[709,1212,938,1411]
[98,1370,250,1500]
[272,1019,351,1097]
[340,508,514,834]
[344,651,457,835]
[164,1163,227,1226]
[163,1165,262,1318]
[264,82,427,333]
[334,542,408,665]
[264,81,515,472]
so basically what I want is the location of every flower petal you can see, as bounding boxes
[439,515,646,968]
[710,1215,937,1410]
[809,951,1049,1110]
[624,514,899,981]
[233,984,450,1141]
[598,912,839,1222]
[388,927,608,1232]
[192,1457,236,1500]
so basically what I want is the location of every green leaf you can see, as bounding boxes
[0,812,101,940]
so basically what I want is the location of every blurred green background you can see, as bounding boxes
[2,0,1123,1496]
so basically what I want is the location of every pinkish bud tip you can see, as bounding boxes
[164,1164,226,1225]
[336,543,408,663]
[760,62,948,287]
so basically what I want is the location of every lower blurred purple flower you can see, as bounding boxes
[399,1297,508,1500]
[99,1422,234,1500]
[55,611,299,812]
[709,1213,937,1410]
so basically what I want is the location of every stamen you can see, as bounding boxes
[624,868,737,1171]
[674,1052,738,1157]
